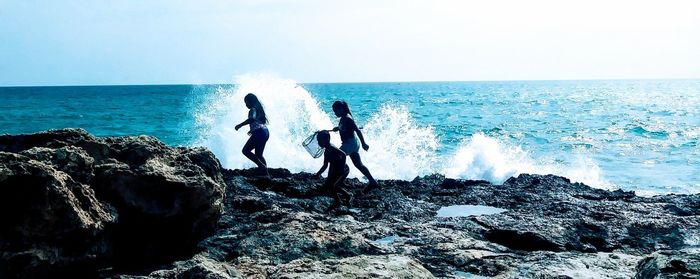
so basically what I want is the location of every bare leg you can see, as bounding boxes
[337,166,352,205]
[242,137,266,169]
[254,139,267,167]
[349,152,378,186]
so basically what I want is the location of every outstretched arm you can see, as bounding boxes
[235,108,257,131]
[315,159,329,177]
[235,119,252,130]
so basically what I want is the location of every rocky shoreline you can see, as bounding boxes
[1,129,698,278]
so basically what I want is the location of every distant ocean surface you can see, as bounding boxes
[2,76,699,195]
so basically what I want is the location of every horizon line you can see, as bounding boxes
[1,77,699,88]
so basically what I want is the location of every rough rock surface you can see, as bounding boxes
[117,254,242,279]
[0,129,225,278]
[2,129,699,278]
[634,250,700,279]
[132,168,698,278]
[0,151,115,277]
[268,255,435,279]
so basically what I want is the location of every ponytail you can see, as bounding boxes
[256,103,268,124]
[343,101,352,116]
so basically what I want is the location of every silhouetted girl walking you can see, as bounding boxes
[331,100,380,192]
[235,93,269,175]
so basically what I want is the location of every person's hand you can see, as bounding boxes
[362,143,369,151]
[332,127,339,132]
[235,124,242,131]
[247,131,252,136]
[313,173,322,179]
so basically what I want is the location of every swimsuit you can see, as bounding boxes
[248,107,268,148]
[340,137,360,155]
[248,107,266,132]
[250,127,269,147]
[338,116,360,154]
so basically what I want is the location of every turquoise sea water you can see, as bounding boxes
[2,77,699,195]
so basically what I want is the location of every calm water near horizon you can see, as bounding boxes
[2,78,699,195]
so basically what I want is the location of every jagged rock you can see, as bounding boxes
[0,128,111,162]
[484,229,564,252]
[20,146,95,184]
[634,250,700,279]
[467,251,643,278]
[0,152,115,278]
[91,143,226,271]
[116,254,242,279]
[0,129,226,278]
[269,255,435,279]
[2,129,700,278]
[201,171,699,278]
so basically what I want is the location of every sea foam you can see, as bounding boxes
[195,74,611,188]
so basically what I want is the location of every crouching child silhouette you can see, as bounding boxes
[314,131,353,210]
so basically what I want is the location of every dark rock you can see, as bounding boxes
[20,146,96,184]
[485,229,564,251]
[116,254,242,279]
[3,129,700,278]
[232,196,271,213]
[199,171,699,278]
[0,128,96,153]
[268,255,435,278]
[0,129,225,277]
[623,223,685,253]
[0,152,115,278]
[634,251,700,279]
[225,167,292,179]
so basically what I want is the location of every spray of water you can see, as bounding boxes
[442,133,612,188]
[195,74,611,189]
[195,74,334,173]
[361,105,440,179]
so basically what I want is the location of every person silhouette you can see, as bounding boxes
[331,100,380,192]
[234,93,269,176]
[314,130,352,209]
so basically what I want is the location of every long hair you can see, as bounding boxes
[245,93,268,124]
[332,100,352,116]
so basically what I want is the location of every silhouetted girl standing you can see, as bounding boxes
[332,100,380,192]
[235,93,269,175]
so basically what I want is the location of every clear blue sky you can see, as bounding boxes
[1,0,698,86]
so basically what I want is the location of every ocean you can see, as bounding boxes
[2,75,699,195]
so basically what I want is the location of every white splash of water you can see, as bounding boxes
[195,74,611,189]
[195,74,335,173]
[361,105,440,180]
[443,133,526,182]
[443,133,613,188]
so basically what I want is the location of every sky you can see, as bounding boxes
[0,0,699,86]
